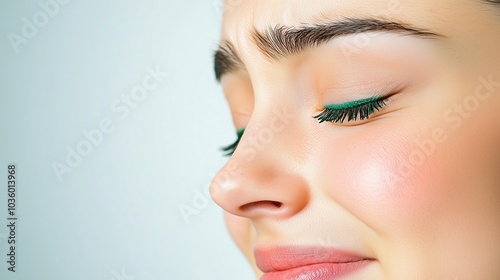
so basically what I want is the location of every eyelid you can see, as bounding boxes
[314,95,388,124]
[324,96,381,110]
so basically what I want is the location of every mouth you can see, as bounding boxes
[255,246,375,280]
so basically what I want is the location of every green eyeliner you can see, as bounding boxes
[221,128,245,156]
[324,96,381,110]
[314,95,388,123]
[236,128,245,137]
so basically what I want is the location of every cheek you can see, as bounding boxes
[318,125,450,236]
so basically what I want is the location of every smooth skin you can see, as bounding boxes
[210,0,500,279]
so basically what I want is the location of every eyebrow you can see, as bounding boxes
[214,42,243,82]
[214,17,442,81]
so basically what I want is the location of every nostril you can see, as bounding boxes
[240,200,283,212]
[270,201,283,208]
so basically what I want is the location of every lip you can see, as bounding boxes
[255,246,375,280]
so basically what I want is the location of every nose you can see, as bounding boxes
[210,128,310,220]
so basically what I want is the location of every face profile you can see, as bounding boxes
[210,0,500,279]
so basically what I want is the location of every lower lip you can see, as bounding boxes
[260,260,372,280]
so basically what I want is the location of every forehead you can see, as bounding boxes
[219,0,468,44]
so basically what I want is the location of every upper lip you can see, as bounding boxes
[254,246,375,273]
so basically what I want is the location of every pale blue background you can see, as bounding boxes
[0,0,254,279]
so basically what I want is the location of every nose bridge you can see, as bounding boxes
[209,103,309,220]
[241,103,296,159]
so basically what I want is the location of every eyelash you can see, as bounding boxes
[313,96,388,124]
[221,129,244,156]
[221,97,387,155]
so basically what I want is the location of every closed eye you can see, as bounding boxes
[313,96,388,124]
[221,128,245,156]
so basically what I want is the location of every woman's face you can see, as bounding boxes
[210,0,500,279]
